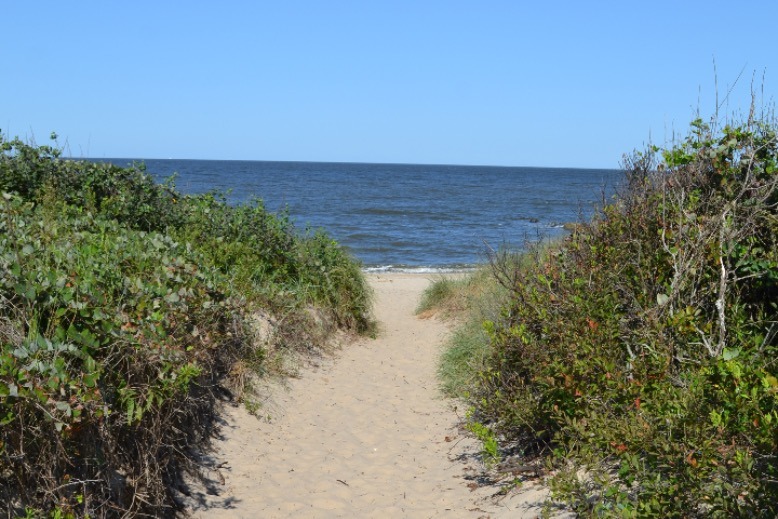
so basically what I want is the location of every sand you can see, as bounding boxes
[187,274,551,518]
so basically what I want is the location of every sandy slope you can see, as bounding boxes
[188,274,549,518]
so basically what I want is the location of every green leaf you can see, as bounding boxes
[83,372,99,388]
[126,398,135,425]
[722,348,740,361]
[656,293,670,306]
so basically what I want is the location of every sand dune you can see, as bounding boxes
[188,274,550,518]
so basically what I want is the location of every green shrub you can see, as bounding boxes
[466,114,778,516]
[296,229,374,332]
[0,194,246,516]
[0,132,373,516]
[173,195,373,333]
[0,132,372,336]
[0,133,183,233]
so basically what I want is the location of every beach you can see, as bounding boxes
[187,273,550,518]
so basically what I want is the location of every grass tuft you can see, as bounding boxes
[417,268,507,397]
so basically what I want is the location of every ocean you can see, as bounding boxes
[100,159,623,272]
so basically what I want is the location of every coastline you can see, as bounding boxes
[362,265,479,274]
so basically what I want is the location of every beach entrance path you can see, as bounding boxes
[189,274,547,518]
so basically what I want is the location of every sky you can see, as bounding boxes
[2,1,777,169]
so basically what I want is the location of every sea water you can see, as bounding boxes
[100,159,623,271]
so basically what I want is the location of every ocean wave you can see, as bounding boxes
[362,265,477,274]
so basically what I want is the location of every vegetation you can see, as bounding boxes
[0,133,373,517]
[417,267,509,398]
[427,110,778,516]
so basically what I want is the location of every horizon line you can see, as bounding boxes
[71,156,621,171]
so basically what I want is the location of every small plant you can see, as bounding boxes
[467,418,501,467]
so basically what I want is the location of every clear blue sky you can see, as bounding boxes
[3,1,777,168]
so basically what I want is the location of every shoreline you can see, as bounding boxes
[362,266,479,274]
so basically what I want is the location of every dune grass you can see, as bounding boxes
[417,267,507,397]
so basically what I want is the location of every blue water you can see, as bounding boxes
[99,159,622,271]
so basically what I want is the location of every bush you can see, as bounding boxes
[466,113,778,516]
[173,194,373,333]
[0,132,373,516]
[0,195,245,515]
[0,134,183,233]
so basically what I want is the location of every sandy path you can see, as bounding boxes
[189,274,546,518]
